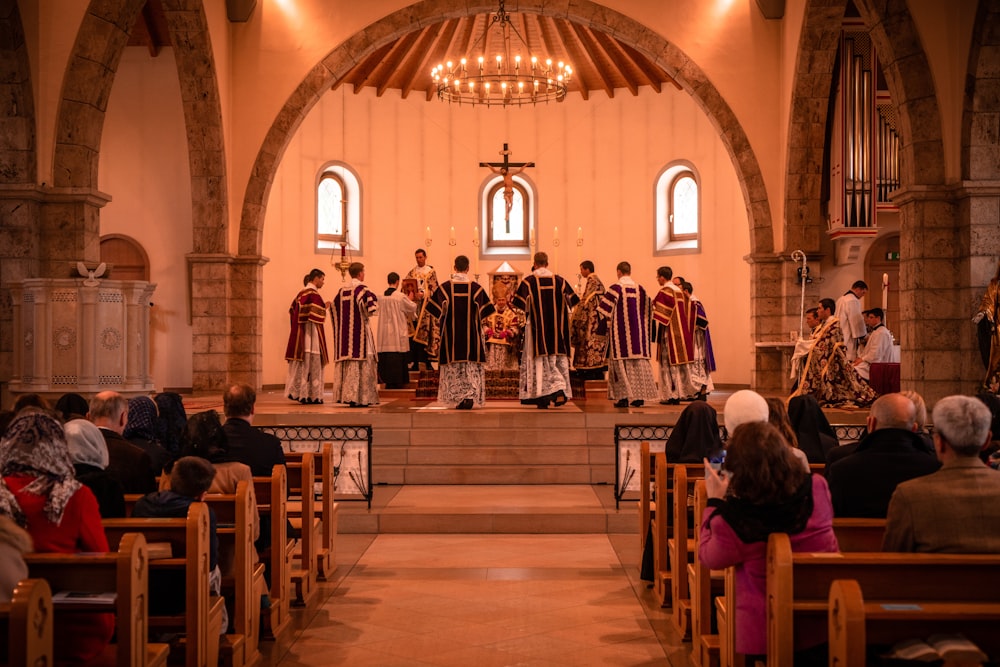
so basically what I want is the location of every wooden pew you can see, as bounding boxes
[284,452,319,605]
[638,441,653,561]
[285,444,337,580]
[0,579,52,667]
[650,456,703,608]
[712,516,885,666]
[689,479,725,667]
[204,481,265,667]
[668,462,703,639]
[24,533,169,667]
[103,503,225,667]
[253,464,292,640]
[828,577,1000,665]
[766,533,1000,667]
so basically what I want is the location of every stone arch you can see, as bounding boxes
[50,0,228,254]
[963,0,1000,182]
[0,0,35,184]
[237,1,774,258]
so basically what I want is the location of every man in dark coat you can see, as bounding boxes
[221,384,286,477]
[826,392,940,518]
[89,391,156,494]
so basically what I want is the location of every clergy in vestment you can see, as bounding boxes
[791,297,876,407]
[425,255,496,409]
[974,262,1000,393]
[284,268,329,404]
[570,260,609,380]
[651,266,696,404]
[596,261,659,407]
[684,281,715,400]
[853,307,894,381]
[512,252,580,408]
[330,262,380,407]
[834,280,868,360]
[376,272,418,389]
[483,285,525,372]
[406,248,440,369]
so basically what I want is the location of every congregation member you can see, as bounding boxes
[11,393,49,415]
[425,255,495,409]
[124,395,172,479]
[330,262,380,408]
[89,390,157,494]
[683,281,715,400]
[570,259,608,380]
[699,421,838,663]
[723,389,770,436]
[54,392,89,422]
[852,307,894,380]
[0,515,31,603]
[512,252,579,409]
[766,397,811,471]
[154,392,188,458]
[834,280,868,360]
[975,262,1000,393]
[791,298,877,407]
[65,418,126,518]
[826,393,940,518]
[376,272,418,389]
[665,401,723,463]
[134,456,228,634]
[284,268,329,404]
[222,384,286,477]
[597,261,658,408]
[0,412,114,662]
[483,284,525,371]
[787,394,839,463]
[652,266,695,405]
[883,395,1000,553]
[406,248,439,371]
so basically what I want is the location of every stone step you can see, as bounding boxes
[337,484,634,534]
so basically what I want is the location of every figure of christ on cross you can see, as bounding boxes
[480,143,534,230]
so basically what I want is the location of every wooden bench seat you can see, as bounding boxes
[204,480,265,667]
[253,464,292,640]
[285,443,337,580]
[0,578,52,667]
[24,533,169,667]
[103,503,225,667]
[284,451,318,606]
[829,578,1000,664]
[766,533,1000,667]
[650,456,704,609]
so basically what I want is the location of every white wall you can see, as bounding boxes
[99,48,194,391]
[262,85,753,386]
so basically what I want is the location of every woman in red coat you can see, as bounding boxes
[0,411,114,663]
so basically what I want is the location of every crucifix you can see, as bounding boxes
[480,143,534,231]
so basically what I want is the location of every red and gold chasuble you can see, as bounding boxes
[652,284,694,364]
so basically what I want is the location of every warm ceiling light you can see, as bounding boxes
[430,0,572,107]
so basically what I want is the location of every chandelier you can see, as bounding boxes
[431,0,572,107]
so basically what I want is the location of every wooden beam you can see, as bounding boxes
[622,41,682,91]
[374,31,422,97]
[535,15,588,101]
[581,26,637,96]
[563,21,613,99]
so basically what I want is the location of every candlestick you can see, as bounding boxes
[882,272,889,326]
[449,226,456,246]
[425,226,433,247]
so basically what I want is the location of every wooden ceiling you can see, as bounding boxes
[334,12,681,101]
[127,2,679,101]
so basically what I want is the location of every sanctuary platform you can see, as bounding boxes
[181,382,868,536]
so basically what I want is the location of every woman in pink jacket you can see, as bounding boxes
[699,421,838,664]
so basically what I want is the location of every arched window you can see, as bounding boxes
[316,162,362,253]
[481,173,534,258]
[655,163,701,254]
[487,180,528,247]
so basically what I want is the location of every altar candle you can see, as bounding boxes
[473,226,479,274]
[426,226,431,239]
[450,226,455,242]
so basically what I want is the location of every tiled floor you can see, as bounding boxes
[262,531,692,667]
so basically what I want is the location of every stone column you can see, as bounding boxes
[229,255,267,388]
[894,185,968,403]
[746,253,787,392]
[187,253,233,393]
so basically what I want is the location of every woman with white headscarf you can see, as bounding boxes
[65,418,126,518]
[0,411,114,662]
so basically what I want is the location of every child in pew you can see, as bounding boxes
[0,411,115,662]
[133,456,228,634]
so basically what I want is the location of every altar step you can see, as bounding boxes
[338,484,634,534]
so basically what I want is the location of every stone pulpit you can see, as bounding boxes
[7,278,156,397]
